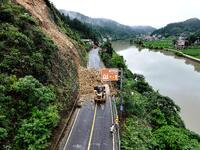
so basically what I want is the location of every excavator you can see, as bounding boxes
[94,85,106,103]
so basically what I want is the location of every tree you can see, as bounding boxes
[151,126,200,150]
[0,75,58,149]
[150,109,167,128]
[102,42,114,56]
[121,117,152,150]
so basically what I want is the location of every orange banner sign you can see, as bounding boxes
[101,68,119,81]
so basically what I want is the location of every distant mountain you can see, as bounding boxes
[60,10,156,40]
[152,18,200,37]
[131,26,156,34]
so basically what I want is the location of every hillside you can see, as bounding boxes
[100,43,200,150]
[131,25,156,34]
[0,0,90,149]
[152,18,200,37]
[60,10,156,40]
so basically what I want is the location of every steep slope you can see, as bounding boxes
[60,10,156,40]
[152,18,200,37]
[0,0,88,149]
[15,0,81,65]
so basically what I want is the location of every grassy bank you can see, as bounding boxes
[99,42,200,150]
[182,46,200,59]
[143,37,174,49]
[142,38,200,60]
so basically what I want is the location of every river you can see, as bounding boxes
[112,40,200,134]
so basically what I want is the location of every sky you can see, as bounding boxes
[49,0,200,28]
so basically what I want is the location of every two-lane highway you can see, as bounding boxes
[90,96,113,150]
[59,48,114,150]
[63,101,96,150]
[62,97,113,150]
[87,48,105,69]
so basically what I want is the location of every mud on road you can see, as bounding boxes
[78,67,104,101]
[78,66,118,103]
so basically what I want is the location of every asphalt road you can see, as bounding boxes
[90,96,113,150]
[87,48,105,69]
[62,48,114,150]
[63,101,95,150]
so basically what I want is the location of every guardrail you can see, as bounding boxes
[111,96,121,150]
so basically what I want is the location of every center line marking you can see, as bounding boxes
[87,103,97,150]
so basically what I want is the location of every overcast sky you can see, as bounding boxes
[49,0,200,28]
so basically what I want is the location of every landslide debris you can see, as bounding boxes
[15,0,81,65]
[78,67,103,97]
[0,1,83,149]
[78,67,118,101]
[6,0,88,149]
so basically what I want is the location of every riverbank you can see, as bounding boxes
[142,45,200,63]
[141,39,200,63]
[165,48,200,63]
[99,41,200,149]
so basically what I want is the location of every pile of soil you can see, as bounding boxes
[78,67,104,96]
[78,67,119,101]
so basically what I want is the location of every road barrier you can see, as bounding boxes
[111,96,121,150]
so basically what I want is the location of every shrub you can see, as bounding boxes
[121,117,152,150]
[0,75,58,149]
[100,41,200,150]
[14,105,59,150]
[151,126,200,150]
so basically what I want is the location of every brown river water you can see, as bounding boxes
[112,40,200,134]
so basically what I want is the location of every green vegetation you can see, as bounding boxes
[148,18,200,59]
[152,18,200,37]
[93,25,137,40]
[142,38,200,59]
[100,42,200,150]
[151,126,200,150]
[0,75,59,149]
[59,16,101,45]
[143,37,175,49]
[182,47,200,59]
[59,10,153,41]
[44,0,88,64]
[0,1,88,149]
[174,51,184,57]
[187,30,200,44]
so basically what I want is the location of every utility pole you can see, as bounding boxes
[119,68,123,118]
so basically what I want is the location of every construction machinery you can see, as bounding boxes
[94,85,106,103]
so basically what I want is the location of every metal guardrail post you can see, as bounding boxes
[111,96,121,150]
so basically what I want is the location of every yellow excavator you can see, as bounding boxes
[94,85,106,103]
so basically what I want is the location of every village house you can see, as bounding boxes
[175,39,189,49]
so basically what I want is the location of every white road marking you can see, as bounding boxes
[109,96,115,150]
[63,108,81,150]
